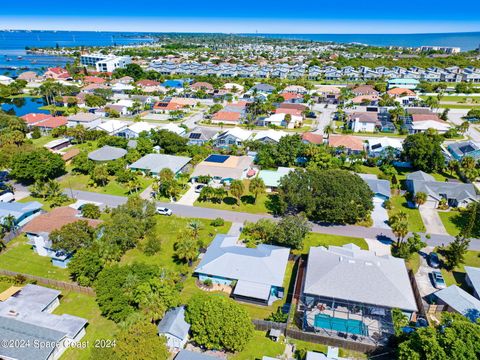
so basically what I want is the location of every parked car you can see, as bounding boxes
[194,184,206,193]
[427,252,440,268]
[156,207,172,216]
[431,270,446,289]
[0,192,15,203]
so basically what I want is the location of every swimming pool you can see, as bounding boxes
[314,314,368,336]
[205,154,230,163]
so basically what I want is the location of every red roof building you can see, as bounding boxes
[34,116,68,130]
[275,108,303,117]
[21,113,52,125]
[328,134,365,152]
[302,132,324,144]
[44,67,71,80]
[212,111,242,123]
[83,76,106,84]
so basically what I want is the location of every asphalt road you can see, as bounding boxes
[67,189,480,251]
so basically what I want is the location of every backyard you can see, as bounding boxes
[440,250,480,290]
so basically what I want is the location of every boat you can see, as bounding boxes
[17,56,23,60]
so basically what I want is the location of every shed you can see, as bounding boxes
[157,306,190,349]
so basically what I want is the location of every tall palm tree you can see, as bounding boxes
[187,220,202,241]
[390,211,409,245]
[174,235,198,266]
[414,192,428,207]
[249,177,266,204]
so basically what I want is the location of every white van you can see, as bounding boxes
[0,192,15,203]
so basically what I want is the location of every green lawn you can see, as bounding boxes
[438,104,480,109]
[440,251,480,290]
[288,338,367,359]
[438,210,466,236]
[53,290,119,360]
[195,181,278,214]
[388,195,425,233]
[59,173,153,197]
[18,195,75,211]
[230,331,284,360]
[407,252,421,274]
[0,235,71,281]
[296,233,368,256]
[31,135,55,147]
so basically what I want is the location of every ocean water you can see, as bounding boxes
[246,32,480,51]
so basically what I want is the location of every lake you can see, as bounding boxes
[1,97,48,117]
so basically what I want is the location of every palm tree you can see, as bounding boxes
[461,156,476,170]
[44,180,63,199]
[249,177,266,204]
[127,176,141,194]
[29,181,47,199]
[187,220,202,241]
[414,192,428,207]
[174,235,198,266]
[390,211,409,245]
[2,214,16,235]
[229,180,244,205]
[448,160,459,176]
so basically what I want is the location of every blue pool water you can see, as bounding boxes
[314,314,368,336]
[205,154,230,163]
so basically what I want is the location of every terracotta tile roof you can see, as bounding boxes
[22,207,102,234]
[21,113,52,125]
[34,116,68,129]
[212,111,242,122]
[387,88,416,97]
[191,82,214,90]
[352,85,378,96]
[83,76,106,84]
[351,112,379,124]
[328,134,365,151]
[302,132,324,144]
[411,114,442,123]
[47,67,68,75]
[136,79,161,87]
[275,108,303,117]
[351,95,379,104]
[278,103,308,111]
[82,83,109,91]
[280,92,303,101]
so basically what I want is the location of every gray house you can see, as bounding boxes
[465,266,480,299]
[406,171,478,208]
[186,127,218,146]
[302,244,417,344]
[88,145,127,162]
[157,306,190,350]
[434,285,480,322]
[175,350,217,360]
[195,234,290,305]
[128,153,192,176]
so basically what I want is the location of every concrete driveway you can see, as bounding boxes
[419,206,448,235]
[414,247,438,301]
[176,184,200,206]
[371,198,390,229]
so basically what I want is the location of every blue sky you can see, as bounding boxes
[2,1,480,33]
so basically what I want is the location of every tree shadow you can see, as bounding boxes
[265,194,281,215]
[240,195,255,205]
[222,196,237,205]
[452,271,469,291]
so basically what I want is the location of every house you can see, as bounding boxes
[358,174,391,228]
[214,127,253,147]
[95,120,130,135]
[409,114,451,134]
[22,207,102,268]
[88,145,127,162]
[62,148,80,163]
[191,154,254,181]
[434,285,480,322]
[118,121,160,139]
[83,76,106,85]
[387,78,420,90]
[250,83,275,94]
[44,138,71,152]
[186,127,218,145]
[129,154,191,176]
[0,201,42,227]
[465,266,480,299]
[350,112,380,133]
[448,141,480,161]
[302,244,417,343]
[33,116,69,132]
[211,110,242,125]
[351,94,379,105]
[174,350,217,360]
[367,137,403,157]
[302,132,324,145]
[67,113,103,129]
[21,113,52,126]
[17,71,39,82]
[306,347,347,360]
[0,284,87,360]
[387,88,416,98]
[158,123,186,136]
[44,67,71,80]
[157,306,190,350]
[254,129,288,143]
[258,167,294,191]
[406,171,478,208]
[275,107,303,118]
[195,234,290,305]
[191,81,214,92]
[263,113,302,129]
[328,134,365,154]
[223,83,244,93]
[351,85,379,96]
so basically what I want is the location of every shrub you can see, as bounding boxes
[210,217,225,227]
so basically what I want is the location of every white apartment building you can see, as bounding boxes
[80,53,132,72]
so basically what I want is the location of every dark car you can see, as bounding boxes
[306,111,317,119]
[427,252,440,268]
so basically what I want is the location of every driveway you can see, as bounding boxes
[419,206,448,235]
[414,247,438,301]
[371,198,390,229]
[176,184,200,206]
[365,238,391,256]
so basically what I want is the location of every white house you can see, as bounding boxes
[214,127,253,147]
[95,120,130,135]
[119,121,160,138]
[263,113,302,129]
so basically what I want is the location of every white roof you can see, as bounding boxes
[265,113,302,125]
[368,137,403,151]
[127,121,160,135]
[220,127,253,141]
[254,129,289,143]
[195,234,290,288]
[434,285,480,321]
[158,123,185,135]
[111,83,134,91]
[96,120,129,133]
[465,266,480,298]
[304,244,418,311]
[224,83,244,92]
[116,99,134,107]
[412,120,451,132]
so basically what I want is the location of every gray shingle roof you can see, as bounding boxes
[88,145,127,161]
[175,350,217,360]
[157,307,190,341]
[129,153,191,174]
[434,285,480,322]
[195,234,290,288]
[304,244,418,311]
[0,316,65,360]
[465,266,480,298]
[357,174,391,198]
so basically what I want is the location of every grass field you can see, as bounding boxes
[53,290,119,360]
[18,195,75,211]
[440,251,480,290]
[388,195,425,233]
[438,210,466,236]
[296,233,368,256]
[31,135,55,147]
[230,331,285,360]
[59,173,153,197]
[0,235,71,281]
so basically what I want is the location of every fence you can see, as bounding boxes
[408,269,428,321]
[0,269,95,296]
[252,319,287,332]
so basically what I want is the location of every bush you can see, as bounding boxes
[203,279,213,287]
[81,203,101,219]
[210,217,225,227]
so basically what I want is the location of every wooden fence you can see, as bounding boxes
[0,269,95,295]
[408,269,428,321]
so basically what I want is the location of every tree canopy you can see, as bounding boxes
[10,148,65,183]
[278,169,373,224]
[402,132,445,172]
[185,294,254,352]
[50,220,96,253]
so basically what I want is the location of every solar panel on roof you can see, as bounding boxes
[205,154,229,163]
[189,133,201,139]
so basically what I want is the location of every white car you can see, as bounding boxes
[156,207,173,216]
[194,184,206,193]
